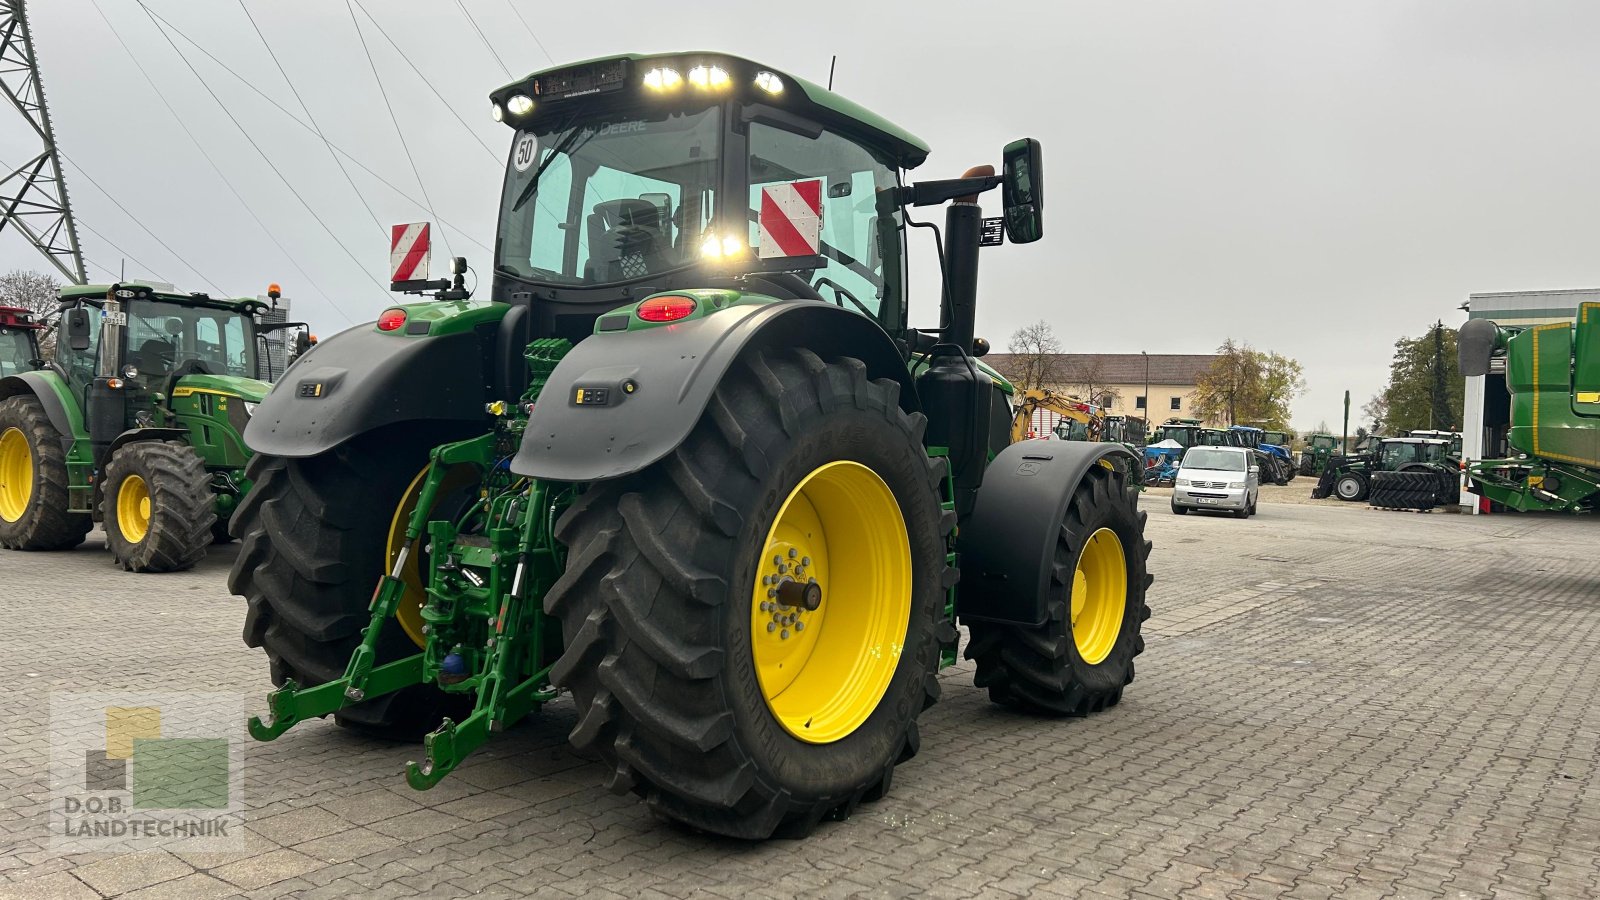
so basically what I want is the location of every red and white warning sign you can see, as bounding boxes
[390,222,431,282]
[757,179,823,259]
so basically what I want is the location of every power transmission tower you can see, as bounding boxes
[0,0,85,284]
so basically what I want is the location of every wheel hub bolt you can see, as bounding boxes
[767,622,776,633]
[788,548,797,559]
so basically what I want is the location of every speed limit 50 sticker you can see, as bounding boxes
[512,132,538,172]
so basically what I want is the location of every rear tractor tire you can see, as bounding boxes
[103,441,215,573]
[228,432,471,737]
[965,463,1151,716]
[546,348,951,839]
[0,395,91,551]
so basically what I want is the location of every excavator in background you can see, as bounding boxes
[1010,388,1105,443]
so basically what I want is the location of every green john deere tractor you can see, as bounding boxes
[1459,309,1600,511]
[0,283,311,571]
[0,306,44,377]
[1310,436,1455,505]
[1298,431,1338,476]
[233,51,1154,839]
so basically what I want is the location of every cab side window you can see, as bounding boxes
[747,122,904,327]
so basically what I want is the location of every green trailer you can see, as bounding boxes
[1459,308,1600,512]
[231,50,1154,839]
[0,284,311,570]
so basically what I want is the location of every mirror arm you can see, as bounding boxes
[896,176,1003,208]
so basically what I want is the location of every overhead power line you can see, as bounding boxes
[455,0,513,80]
[347,0,501,164]
[85,0,348,319]
[235,0,385,240]
[501,0,554,65]
[345,0,452,259]
[2,151,173,284]
[133,0,391,314]
[136,2,494,256]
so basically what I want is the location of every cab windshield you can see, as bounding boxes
[126,300,257,380]
[0,328,34,376]
[496,106,721,285]
[1380,443,1421,468]
[1183,448,1246,471]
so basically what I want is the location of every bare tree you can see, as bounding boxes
[1061,356,1120,410]
[1006,320,1062,393]
[0,269,61,358]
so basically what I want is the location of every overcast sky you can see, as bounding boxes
[7,1,1600,430]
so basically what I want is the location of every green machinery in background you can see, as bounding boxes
[232,51,1154,840]
[1459,307,1600,512]
[0,283,312,571]
[0,306,43,377]
[1310,436,1456,504]
[1298,432,1339,475]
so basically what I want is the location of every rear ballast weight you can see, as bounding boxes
[234,50,1152,840]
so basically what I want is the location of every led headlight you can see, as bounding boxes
[120,364,139,380]
[491,102,504,122]
[753,71,784,95]
[688,65,731,90]
[506,94,535,116]
[642,66,683,91]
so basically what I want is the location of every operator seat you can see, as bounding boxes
[585,199,666,282]
[133,338,175,379]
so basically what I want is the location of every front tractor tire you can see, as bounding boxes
[103,441,215,572]
[228,433,468,736]
[965,463,1151,716]
[547,348,952,839]
[0,395,91,551]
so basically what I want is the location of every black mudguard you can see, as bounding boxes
[244,326,488,458]
[957,441,1140,628]
[512,301,916,482]
[0,372,77,451]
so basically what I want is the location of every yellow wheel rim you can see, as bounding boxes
[387,464,481,648]
[117,474,152,545]
[1071,527,1128,665]
[0,427,32,523]
[751,460,911,744]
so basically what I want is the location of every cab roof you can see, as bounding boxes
[494,51,932,168]
[58,283,265,315]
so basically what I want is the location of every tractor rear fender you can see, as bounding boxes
[0,371,86,452]
[242,326,490,458]
[956,441,1140,628]
[512,300,916,482]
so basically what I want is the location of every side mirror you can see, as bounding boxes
[1001,138,1044,244]
[293,330,312,357]
[65,308,92,351]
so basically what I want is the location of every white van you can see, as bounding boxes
[1172,445,1259,518]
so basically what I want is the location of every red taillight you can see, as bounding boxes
[377,308,407,332]
[636,294,696,323]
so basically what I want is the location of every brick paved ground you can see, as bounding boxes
[2,498,1597,898]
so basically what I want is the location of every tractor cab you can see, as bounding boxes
[1156,418,1205,448]
[1406,429,1462,457]
[1376,437,1451,471]
[0,306,43,377]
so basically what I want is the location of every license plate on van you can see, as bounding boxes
[1197,498,1217,504]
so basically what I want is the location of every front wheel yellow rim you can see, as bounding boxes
[751,460,912,744]
[1071,527,1128,665]
[0,427,32,523]
[117,474,152,545]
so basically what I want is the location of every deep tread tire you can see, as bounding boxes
[545,348,951,840]
[0,395,91,550]
[102,441,214,572]
[964,465,1151,716]
[228,432,468,736]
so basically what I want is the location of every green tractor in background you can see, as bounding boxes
[0,283,312,571]
[0,306,44,377]
[1298,431,1339,476]
[1310,436,1455,504]
[233,51,1153,839]
[1459,310,1600,511]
